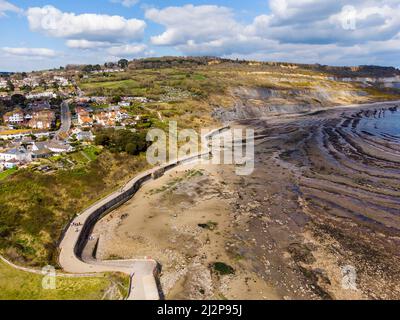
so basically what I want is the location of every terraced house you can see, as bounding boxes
[28,110,56,129]
[3,108,25,125]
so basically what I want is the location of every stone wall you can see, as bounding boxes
[73,126,230,259]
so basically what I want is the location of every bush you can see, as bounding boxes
[211,262,235,275]
[94,128,149,155]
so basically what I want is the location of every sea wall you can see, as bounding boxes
[73,126,230,259]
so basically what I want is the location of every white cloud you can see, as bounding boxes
[4,1,400,69]
[66,40,148,60]
[106,43,147,57]
[2,47,57,58]
[145,2,400,66]
[26,5,146,43]
[110,0,139,8]
[247,0,400,45]
[145,5,239,46]
[0,0,21,16]
[66,39,113,49]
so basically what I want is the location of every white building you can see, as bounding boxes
[3,110,25,124]
[53,76,69,87]
[2,159,18,169]
[0,147,32,163]
[26,91,57,99]
[32,141,73,154]
[118,101,130,108]
[22,77,40,88]
[116,111,130,122]
[76,131,94,141]
[0,79,8,89]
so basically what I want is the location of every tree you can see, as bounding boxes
[125,142,136,155]
[94,132,111,146]
[6,80,14,92]
[118,59,129,69]
[104,62,116,68]
[94,128,149,155]
[28,134,37,141]
[11,94,26,105]
[111,95,122,104]
[39,79,48,90]
[21,85,32,93]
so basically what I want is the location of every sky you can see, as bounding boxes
[0,0,399,71]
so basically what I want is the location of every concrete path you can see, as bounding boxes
[58,126,229,300]
[58,170,161,300]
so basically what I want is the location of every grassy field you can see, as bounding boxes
[80,79,145,95]
[0,259,128,300]
[0,167,17,181]
[0,151,149,266]
[66,146,101,166]
[82,146,101,161]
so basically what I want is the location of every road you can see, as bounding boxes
[53,100,71,141]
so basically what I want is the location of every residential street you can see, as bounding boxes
[53,100,71,141]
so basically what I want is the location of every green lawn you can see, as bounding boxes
[0,168,17,181]
[69,151,90,164]
[0,260,129,300]
[55,146,101,166]
[82,146,101,161]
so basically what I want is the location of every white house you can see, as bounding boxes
[0,79,8,89]
[26,91,56,99]
[116,111,130,122]
[3,109,25,124]
[32,141,73,154]
[76,131,94,141]
[53,76,69,86]
[118,101,130,108]
[0,146,32,163]
[2,159,18,169]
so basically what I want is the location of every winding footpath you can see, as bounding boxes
[58,126,230,300]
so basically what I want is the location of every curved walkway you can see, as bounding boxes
[58,126,229,300]
[0,254,98,278]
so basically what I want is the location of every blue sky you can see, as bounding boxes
[0,0,399,71]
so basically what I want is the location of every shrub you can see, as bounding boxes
[211,262,235,275]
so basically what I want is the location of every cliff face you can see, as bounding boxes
[212,86,370,122]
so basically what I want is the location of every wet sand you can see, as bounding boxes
[232,103,400,299]
[91,162,278,299]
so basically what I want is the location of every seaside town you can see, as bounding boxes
[3,0,400,305]
[0,62,148,175]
